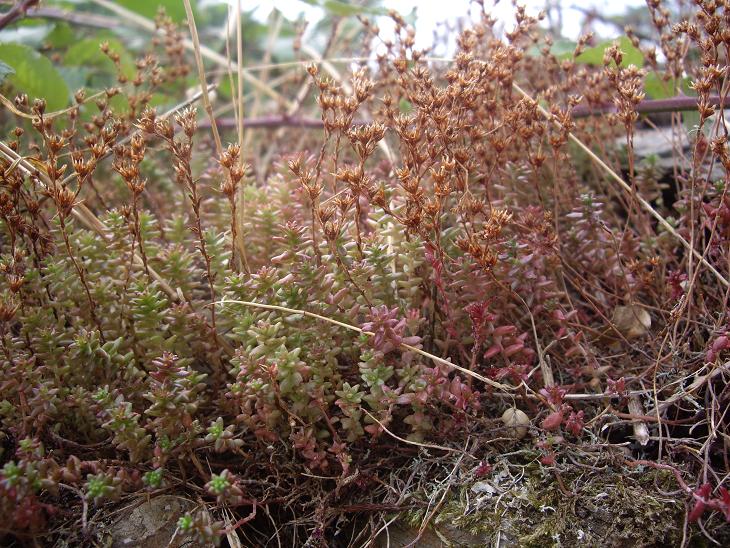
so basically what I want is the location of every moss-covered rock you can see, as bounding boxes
[376,457,707,547]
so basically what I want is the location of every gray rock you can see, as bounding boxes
[374,522,487,547]
[106,495,204,548]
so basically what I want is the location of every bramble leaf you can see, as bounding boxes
[576,36,643,68]
[0,43,69,111]
[116,0,196,23]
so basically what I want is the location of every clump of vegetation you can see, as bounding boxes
[0,0,729,545]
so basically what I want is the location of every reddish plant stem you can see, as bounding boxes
[223,501,257,533]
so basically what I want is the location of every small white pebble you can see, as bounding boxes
[501,408,530,439]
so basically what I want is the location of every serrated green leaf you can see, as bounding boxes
[64,37,135,80]
[148,92,172,108]
[103,91,169,115]
[116,0,197,23]
[526,39,576,60]
[575,42,606,66]
[58,66,90,93]
[109,93,131,114]
[644,73,695,99]
[576,36,643,68]
[46,22,76,48]
[644,72,670,99]
[0,43,69,111]
[217,75,236,100]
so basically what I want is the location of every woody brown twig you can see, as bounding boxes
[0,0,38,30]
[198,94,730,132]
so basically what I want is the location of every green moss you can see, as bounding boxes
[429,460,686,546]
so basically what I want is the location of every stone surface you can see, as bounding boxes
[106,495,202,548]
[374,522,486,548]
[624,118,729,181]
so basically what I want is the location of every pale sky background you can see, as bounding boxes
[250,0,646,49]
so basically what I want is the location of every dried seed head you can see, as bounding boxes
[229,164,245,184]
[220,144,240,169]
[50,186,76,217]
[287,155,303,176]
[138,108,158,133]
[32,98,46,115]
[0,299,18,323]
[14,93,28,109]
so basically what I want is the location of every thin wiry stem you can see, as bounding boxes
[234,0,250,274]
[512,82,730,288]
[236,0,244,158]
[0,86,214,302]
[183,0,250,275]
[363,410,471,455]
[89,0,290,108]
[57,214,105,342]
[0,90,106,120]
[212,298,514,392]
[183,0,223,156]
